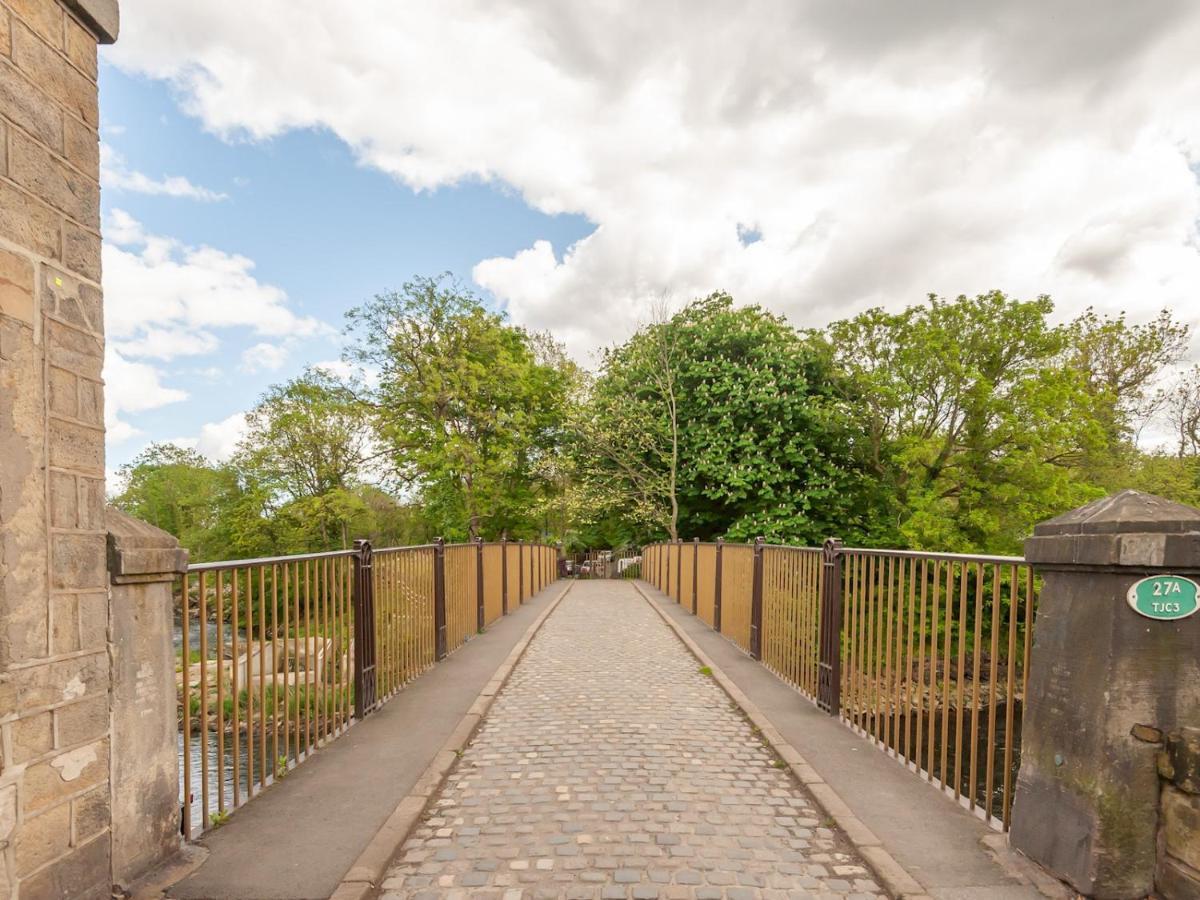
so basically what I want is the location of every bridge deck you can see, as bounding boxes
[380,580,884,899]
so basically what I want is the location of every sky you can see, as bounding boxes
[99,0,1200,475]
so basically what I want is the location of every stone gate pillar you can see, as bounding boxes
[1011,490,1200,899]
[0,1,118,897]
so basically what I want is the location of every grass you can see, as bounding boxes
[699,666,713,676]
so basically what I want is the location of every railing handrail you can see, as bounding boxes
[186,539,560,572]
[186,548,357,571]
[644,538,1026,566]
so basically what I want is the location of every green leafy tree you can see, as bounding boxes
[579,293,876,544]
[827,292,1108,553]
[344,274,571,540]
[234,368,375,550]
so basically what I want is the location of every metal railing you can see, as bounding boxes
[643,538,1037,831]
[178,537,558,837]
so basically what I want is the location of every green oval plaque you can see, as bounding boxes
[1126,575,1200,621]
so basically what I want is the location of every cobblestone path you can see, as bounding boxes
[381,580,887,900]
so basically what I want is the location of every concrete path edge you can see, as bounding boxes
[330,580,577,900]
[632,580,933,900]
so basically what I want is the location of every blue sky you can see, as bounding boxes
[100,65,593,472]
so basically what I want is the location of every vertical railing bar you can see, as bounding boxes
[216,569,226,816]
[915,559,928,776]
[926,561,941,783]
[892,557,905,759]
[258,565,267,786]
[883,555,895,751]
[1003,563,1020,830]
[985,564,1001,824]
[231,568,241,811]
[939,561,953,789]
[903,558,918,763]
[969,561,985,810]
[181,574,193,839]
[282,562,290,769]
[955,561,969,801]
[199,569,210,829]
[245,567,255,801]
[271,563,280,776]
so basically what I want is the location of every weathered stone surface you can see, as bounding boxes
[0,177,61,259]
[8,125,99,226]
[109,506,181,883]
[11,711,54,764]
[0,783,16,842]
[0,247,35,325]
[76,589,106,651]
[18,832,110,900]
[6,0,63,51]
[47,417,103,473]
[49,469,78,528]
[55,694,107,746]
[7,651,106,713]
[1163,787,1200,872]
[50,531,106,589]
[47,364,77,417]
[46,317,102,379]
[14,802,71,876]
[62,12,97,79]
[49,590,80,654]
[0,56,63,151]
[11,19,98,127]
[42,265,101,334]
[22,738,108,814]
[1159,857,1200,900]
[107,505,188,581]
[71,785,109,843]
[1034,489,1200,537]
[63,0,118,44]
[61,220,100,281]
[1012,491,1200,900]
[1162,728,1200,795]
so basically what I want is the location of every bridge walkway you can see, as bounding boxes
[379,580,886,899]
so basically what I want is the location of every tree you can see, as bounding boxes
[344,274,571,540]
[1068,307,1188,443]
[112,444,270,562]
[827,292,1108,553]
[578,293,875,545]
[234,368,374,549]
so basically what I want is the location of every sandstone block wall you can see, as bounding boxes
[0,2,116,897]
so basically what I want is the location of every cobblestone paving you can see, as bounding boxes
[381,580,887,900]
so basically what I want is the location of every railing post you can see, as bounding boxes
[500,535,509,614]
[434,537,447,660]
[692,537,699,614]
[817,537,844,716]
[518,540,525,602]
[714,537,724,633]
[676,539,683,603]
[475,537,485,631]
[750,536,765,660]
[352,539,377,719]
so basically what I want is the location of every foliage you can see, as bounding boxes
[578,293,880,545]
[344,273,573,541]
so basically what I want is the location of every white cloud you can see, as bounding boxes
[102,346,188,444]
[101,143,228,201]
[240,341,292,373]
[104,209,324,356]
[195,412,249,461]
[107,1,1200,361]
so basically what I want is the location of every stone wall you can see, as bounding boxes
[0,1,117,897]
[1158,728,1200,900]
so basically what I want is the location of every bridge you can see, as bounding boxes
[110,493,1196,900]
